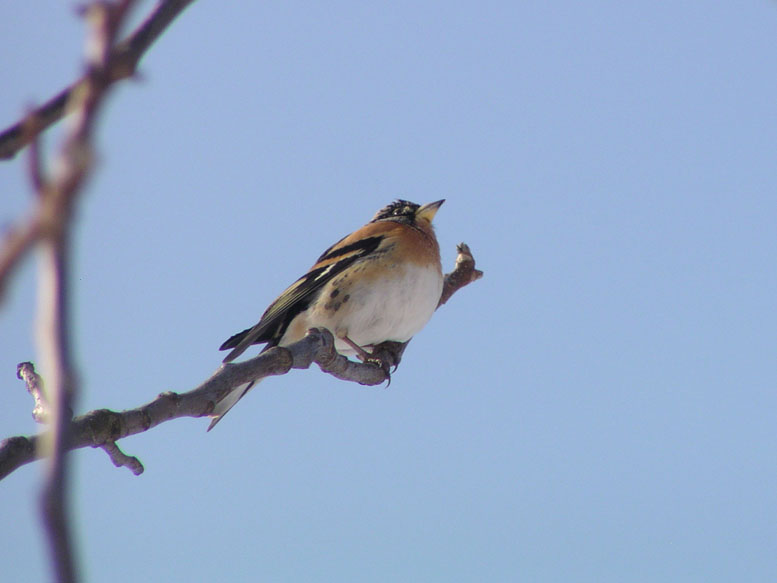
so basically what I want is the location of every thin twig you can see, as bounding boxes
[33,3,141,582]
[99,441,144,475]
[26,112,46,195]
[0,2,196,294]
[38,236,78,583]
[0,216,41,300]
[439,243,483,307]
[17,362,50,423]
[0,0,197,161]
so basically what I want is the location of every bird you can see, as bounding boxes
[208,199,445,430]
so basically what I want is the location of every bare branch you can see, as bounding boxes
[439,243,483,307]
[0,329,389,480]
[99,441,144,475]
[1,244,481,481]
[0,436,37,479]
[0,215,41,300]
[26,112,47,195]
[37,236,79,583]
[17,362,50,424]
[27,3,149,581]
[0,0,197,161]
[0,0,192,299]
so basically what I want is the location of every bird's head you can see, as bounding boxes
[372,199,445,225]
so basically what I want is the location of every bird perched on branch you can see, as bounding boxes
[209,199,445,430]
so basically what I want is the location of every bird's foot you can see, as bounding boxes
[342,336,396,385]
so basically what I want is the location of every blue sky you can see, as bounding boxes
[2,1,776,581]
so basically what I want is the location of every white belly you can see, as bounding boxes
[286,262,443,354]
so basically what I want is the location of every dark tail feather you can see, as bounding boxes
[219,326,259,363]
[219,327,251,351]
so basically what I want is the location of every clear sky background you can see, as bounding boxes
[2,2,776,581]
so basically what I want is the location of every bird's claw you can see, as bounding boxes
[363,355,392,386]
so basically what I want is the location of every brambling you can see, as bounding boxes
[208,199,445,430]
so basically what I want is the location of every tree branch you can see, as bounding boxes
[22,3,147,581]
[0,0,198,304]
[439,243,483,306]
[0,0,197,161]
[0,244,482,481]
[17,362,50,424]
[100,441,144,475]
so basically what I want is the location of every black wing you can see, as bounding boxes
[219,235,383,362]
